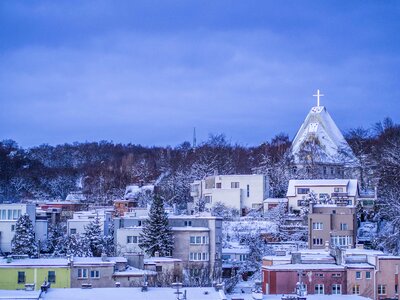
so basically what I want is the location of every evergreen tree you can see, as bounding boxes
[11,214,38,256]
[82,215,104,257]
[47,223,66,254]
[54,234,92,257]
[139,195,174,256]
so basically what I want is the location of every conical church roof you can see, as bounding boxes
[291,106,356,165]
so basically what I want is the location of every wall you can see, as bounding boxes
[0,267,70,290]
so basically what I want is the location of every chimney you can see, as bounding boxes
[101,253,108,262]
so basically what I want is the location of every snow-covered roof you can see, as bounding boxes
[73,257,126,266]
[286,179,359,197]
[0,289,41,299]
[0,258,69,268]
[290,106,356,165]
[113,266,157,277]
[65,191,86,202]
[124,184,154,199]
[144,257,182,263]
[171,227,210,232]
[40,287,226,300]
[345,263,374,269]
[343,248,384,256]
[263,263,345,271]
[263,198,287,203]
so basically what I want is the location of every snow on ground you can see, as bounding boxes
[228,295,369,300]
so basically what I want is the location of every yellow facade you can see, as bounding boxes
[0,267,71,290]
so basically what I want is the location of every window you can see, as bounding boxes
[184,221,192,226]
[70,228,77,234]
[11,225,15,231]
[356,271,361,279]
[216,183,221,189]
[330,167,334,175]
[312,222,323,230]
[334,187,344,193]
[127,236,139,244]
[340,223,348,231]
[48,271,56,283]
[156,266,162,272]
[202,236,209,244]
[332,273,342,278]
[366,271,371,279]
[378,285,386,295]
[231,182,240,189]
[315,273,324,277]
[17,271,25,284]
[189,252,209,261]
[319,193,329,199]
[138,221,142,226]
[313,238,323,245]
[314,284,324,294]
[78,268,88,279]
[332,284,341,295]
[90,270,100,278]
[247,185,250,197]
[204,196,212,204]
[297,188,310,194]
[323,166,327,175]
[239,254,248,261]
[352,285,360,295]
[331,236,353,247]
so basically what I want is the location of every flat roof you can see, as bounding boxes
[40,287,225,300]
[263,263,345,271]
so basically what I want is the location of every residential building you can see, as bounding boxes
[67,209,113,236]
[286,179,359,213]
[114,212,222,283]
[70,256,127,288]
[262,247,400,300]
[0,203,36,253]
[144,257,183,285]
[221,242,250,278]
[190,174,269,215]
[0,257,71,290]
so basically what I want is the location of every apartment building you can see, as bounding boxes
[262,247,400,299]
[190,174,269,215]
[0,203,37,253]
[114,212,222,282]
[67,209,113,236]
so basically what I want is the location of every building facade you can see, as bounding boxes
[190,174,269,215]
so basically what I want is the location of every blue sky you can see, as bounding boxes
[0,1,399,147]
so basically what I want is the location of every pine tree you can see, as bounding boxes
[139,195,174,256]
[82,215,104,257]
[11,214,38,256]
[54,234,92,257]
[47,223,66,254]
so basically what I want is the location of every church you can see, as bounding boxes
[290,90,357,179]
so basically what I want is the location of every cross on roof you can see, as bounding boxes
[313,89,324,107]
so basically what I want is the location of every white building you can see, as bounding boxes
[190,174,269,215]
[0,203,37,253]
[67,209,113,236]
[286,179,359,212]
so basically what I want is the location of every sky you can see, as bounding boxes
[0,1,399,148]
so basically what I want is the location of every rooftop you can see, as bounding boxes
[263,263,345,271]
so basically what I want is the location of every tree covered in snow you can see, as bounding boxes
[11,214,37,256]
[46,223,66,254]
[139,195,174,256]
[54,234,92,257]
[211,202,240,220]
[102,223,115,256]
[82,215,104,257]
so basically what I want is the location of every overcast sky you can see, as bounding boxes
[0,1,399,148]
